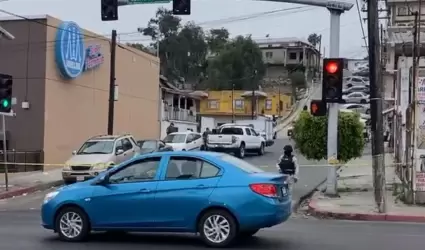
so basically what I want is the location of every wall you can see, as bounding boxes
[199,90,291,117]
[0,17,47,152]
[43,16,160,164]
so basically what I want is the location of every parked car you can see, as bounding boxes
[342,92,370,104]
[342,85,370,95]
[207,125,266,158]
[136,139,173,155]
[163,131,203,151]
[343,76,369,88]
[41,151,292,247]
[340,103,370,114]
[62,134,140,184]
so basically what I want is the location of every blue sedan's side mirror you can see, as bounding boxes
[94,173,110,185]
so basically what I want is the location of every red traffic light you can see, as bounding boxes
[325,62,338,74]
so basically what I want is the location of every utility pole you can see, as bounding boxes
[325,9,343,196]
[107,29,117,135]
[317,35,322,76]
[367,0,386,213]
[411,11,420,204]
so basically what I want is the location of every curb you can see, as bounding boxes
[0,180,64,200]
[292,178,328,212]
[307,194,425,223]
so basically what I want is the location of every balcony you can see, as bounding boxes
[163,108,196,123]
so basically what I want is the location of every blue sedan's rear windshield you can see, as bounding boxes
[219,154,265,173]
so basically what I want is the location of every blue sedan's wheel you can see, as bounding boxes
[55,206,90,242]
[198,209,237,247]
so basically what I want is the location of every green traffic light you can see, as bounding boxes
[1,99,9,108]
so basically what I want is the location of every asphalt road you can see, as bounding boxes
[0,210,424,250]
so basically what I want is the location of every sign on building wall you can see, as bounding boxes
[417,77,425,103]
[55,21,104,79]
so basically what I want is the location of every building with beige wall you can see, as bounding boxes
[0,15,160,166]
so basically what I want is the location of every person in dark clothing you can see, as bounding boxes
[303,105,308,111]
[166,123,175,135]
[202,128,211,150]
[276,145,299,183]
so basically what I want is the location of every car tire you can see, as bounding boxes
[258,143,265,156]
[236,143,245,158]
[55,206,90,242]
[238,229,259,238]
[198,209,238,248]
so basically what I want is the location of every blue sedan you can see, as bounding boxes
[41,151,291,247]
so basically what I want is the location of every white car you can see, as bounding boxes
[342,92,369,104]
[340,103,370,114]
[163,131,203,151]
[207,125,266,158]
[344,76,369,88]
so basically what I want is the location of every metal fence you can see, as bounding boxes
[0,150,44,173]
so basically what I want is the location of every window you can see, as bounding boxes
[234,99,244,110]
[139,140,158,149]
[289,52,297,60]
[265,51,273,58]
[250,129,258,136]
[219,154,264,173]
[299,52,303,60]
[109,157,161,183]
[186,134,194,143]
[220,127,243,135]
[208,100,219,109]
[191,133,202,141]
[265,99,272,110]
[397,6,408,16]
[121,138,133,151]
[77,140,114,154]
[245,128,251,135]
[165,157,220,180]
[352,78,362,82]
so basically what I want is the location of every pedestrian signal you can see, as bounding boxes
[310,99,326,116]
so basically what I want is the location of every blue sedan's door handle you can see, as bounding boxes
[139,188,150,193]
[196,184,207,189]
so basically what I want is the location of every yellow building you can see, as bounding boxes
[199,90,292,119]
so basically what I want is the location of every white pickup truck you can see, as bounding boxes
[207,125,266,158]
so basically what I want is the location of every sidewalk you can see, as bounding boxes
[309,153,425,223]
[0,169,63,199]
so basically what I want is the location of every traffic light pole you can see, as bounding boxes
[1,114,7,191]
[107,30,117,135]
[325,9,342,196]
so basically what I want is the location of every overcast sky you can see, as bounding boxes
[1,0,368,58]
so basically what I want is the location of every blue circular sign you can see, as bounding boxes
[55,21,86,79]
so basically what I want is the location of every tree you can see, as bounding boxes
[206,28,230,53]
[205,35,266,90]
[292,111,365,163]
[307,33,321,47]
[138,8,207,85]
[288,70,306,103]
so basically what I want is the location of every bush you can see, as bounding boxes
[292,111,365,163]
